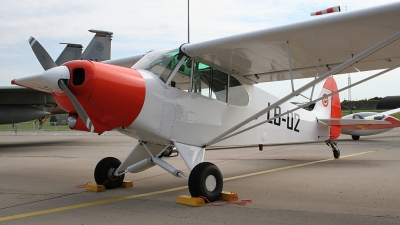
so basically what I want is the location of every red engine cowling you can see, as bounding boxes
[52,60,146,134]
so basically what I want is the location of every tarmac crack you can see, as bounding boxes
[0,192,81,210]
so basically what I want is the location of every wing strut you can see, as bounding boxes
[309,59,321,102]
[219,64,400,143]
[286,41,295,92]
[204,31,400,147]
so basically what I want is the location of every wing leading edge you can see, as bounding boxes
[181,2,400,84]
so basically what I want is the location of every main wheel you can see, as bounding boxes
[94,157,125,189]
[188,162,223,202]
[351,135,360,140]
[333,149,340,159]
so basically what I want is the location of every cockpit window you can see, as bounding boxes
[133,49,186,82]
[134,48,249,106]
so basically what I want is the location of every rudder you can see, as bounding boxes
[312,76,341,140]
[80,29,113,61]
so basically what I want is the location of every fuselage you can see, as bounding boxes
[116,70,329,147]
[341,112,400,136]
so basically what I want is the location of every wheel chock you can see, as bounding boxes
[219,191,239,201]
[176,195,205,207]
[86,184,106,192]
[86,181,132,192]
[121,181,133,188]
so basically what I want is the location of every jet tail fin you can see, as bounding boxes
[55,43,83,65]
[80,29,113,61]
[312,76,342,140]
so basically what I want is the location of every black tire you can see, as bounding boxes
[352,135,360,140]
[333,149,340,159]
[188,162,223,202]
[94,157,125,189]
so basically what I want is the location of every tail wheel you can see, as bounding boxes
[188,162,223,202]
[351,135,360,140]
[94,157,125,189]
[333,148,340,159]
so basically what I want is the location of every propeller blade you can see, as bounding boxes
[58,80,95,133]
[29,36,57,70]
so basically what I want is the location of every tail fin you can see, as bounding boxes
[55,43,83,65]
[313,76,342,140]
[80,29,113,61]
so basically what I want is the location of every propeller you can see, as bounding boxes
[57,79,95,133]
[28,36,57,70]
[12,64,95,133]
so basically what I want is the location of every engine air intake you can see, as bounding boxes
[73,68,85,85]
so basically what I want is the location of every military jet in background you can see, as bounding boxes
[0,29,114,124]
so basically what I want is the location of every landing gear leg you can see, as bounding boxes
[94,157,125,189]
[188,162,223,202]
[325,140,340,159]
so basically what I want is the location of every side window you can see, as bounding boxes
[188,62,249,106]
[169,58,192,91]
[228,76,249,107]
[191,62,227,101]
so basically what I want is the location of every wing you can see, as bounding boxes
[380,108,400,116]
[0,86,64,124]
[181,2,400,84]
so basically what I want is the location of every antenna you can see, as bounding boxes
[345,6,352,112]
[188,0,190,43]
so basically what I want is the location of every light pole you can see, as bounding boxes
[188,0,190,43]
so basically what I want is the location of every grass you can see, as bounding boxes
[0,121,71,132]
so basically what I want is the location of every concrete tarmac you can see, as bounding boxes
[0,130,399,224]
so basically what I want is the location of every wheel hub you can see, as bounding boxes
[107,167,118,181]
[205,175,216,192]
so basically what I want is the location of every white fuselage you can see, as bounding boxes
[341,113,394,136]
[117,70,329,147]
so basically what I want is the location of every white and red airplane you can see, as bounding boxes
[340,108,400,140]
[11,3,400,201]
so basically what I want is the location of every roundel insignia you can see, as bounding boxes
[322,94,329,107]
[95,42,104,51]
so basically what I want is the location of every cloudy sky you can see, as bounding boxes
[0,0,399,102]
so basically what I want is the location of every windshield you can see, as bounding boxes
[133,49,184,82]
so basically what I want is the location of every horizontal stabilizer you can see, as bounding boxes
[88,29,113,36]
[318,118,390,126]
